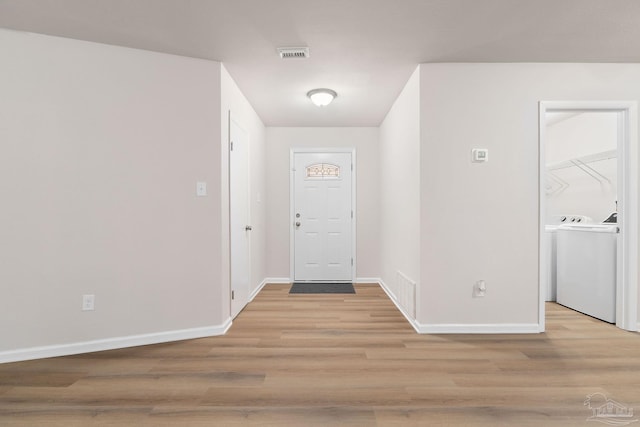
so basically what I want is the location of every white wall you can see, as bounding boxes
[0,30,224,359]
[419,63,640,330]
[265,127,380,280]
[546,112,618,222]
[221,65,267,300]
[379,67,421,302]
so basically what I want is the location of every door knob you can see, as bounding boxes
[245,225,252,231]
[295,222,301,227]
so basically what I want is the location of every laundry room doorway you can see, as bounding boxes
[539,101,638,332]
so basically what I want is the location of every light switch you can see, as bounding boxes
[472,148,489,163]
[196,181,207,197]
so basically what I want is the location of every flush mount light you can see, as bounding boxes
[307,88,337,107]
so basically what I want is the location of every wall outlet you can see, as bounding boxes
[82,294,95,311]
[196,181,207,197]
[474,280,486,297]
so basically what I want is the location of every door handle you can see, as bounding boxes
[245,225,252,231]
[295,222,301,227]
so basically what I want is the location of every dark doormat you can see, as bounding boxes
[289,282,356,294]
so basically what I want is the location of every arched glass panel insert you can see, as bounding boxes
[306,163,341,179]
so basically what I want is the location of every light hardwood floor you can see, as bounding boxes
[1,283,640,426]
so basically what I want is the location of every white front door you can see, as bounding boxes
[230,116,250,318]
[293,151,354,282]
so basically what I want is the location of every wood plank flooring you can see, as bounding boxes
[1,283,640,426]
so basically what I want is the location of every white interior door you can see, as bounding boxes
[293,151,354,282]
[230,116,250,318]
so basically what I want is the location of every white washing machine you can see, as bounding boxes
[545,215,591,302]
[556,223,617,323]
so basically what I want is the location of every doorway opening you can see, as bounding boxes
[539,101,638,332]
[290,148,356,283]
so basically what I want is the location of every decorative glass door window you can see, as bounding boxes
[306,163,341,179]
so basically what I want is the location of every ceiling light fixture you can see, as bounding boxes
[307,88,337,107]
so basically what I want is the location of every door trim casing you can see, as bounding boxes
[538,101,638,332]
[290,147,357,282]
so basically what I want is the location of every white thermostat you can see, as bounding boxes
[472,148,489,163]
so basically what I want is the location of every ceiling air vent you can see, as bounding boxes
[277,47,310,59]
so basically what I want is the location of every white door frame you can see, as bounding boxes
[290,147,357,282]
[538,101,638,332]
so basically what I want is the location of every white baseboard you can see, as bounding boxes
[416,323,541,334]
[355,277,382,284]
[264,278,380,285]
[376,277,396,299]
[263,277,291,284]
[249,279,269,302]
[0,319,232,364]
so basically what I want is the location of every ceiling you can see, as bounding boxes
[1,0,640,127]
